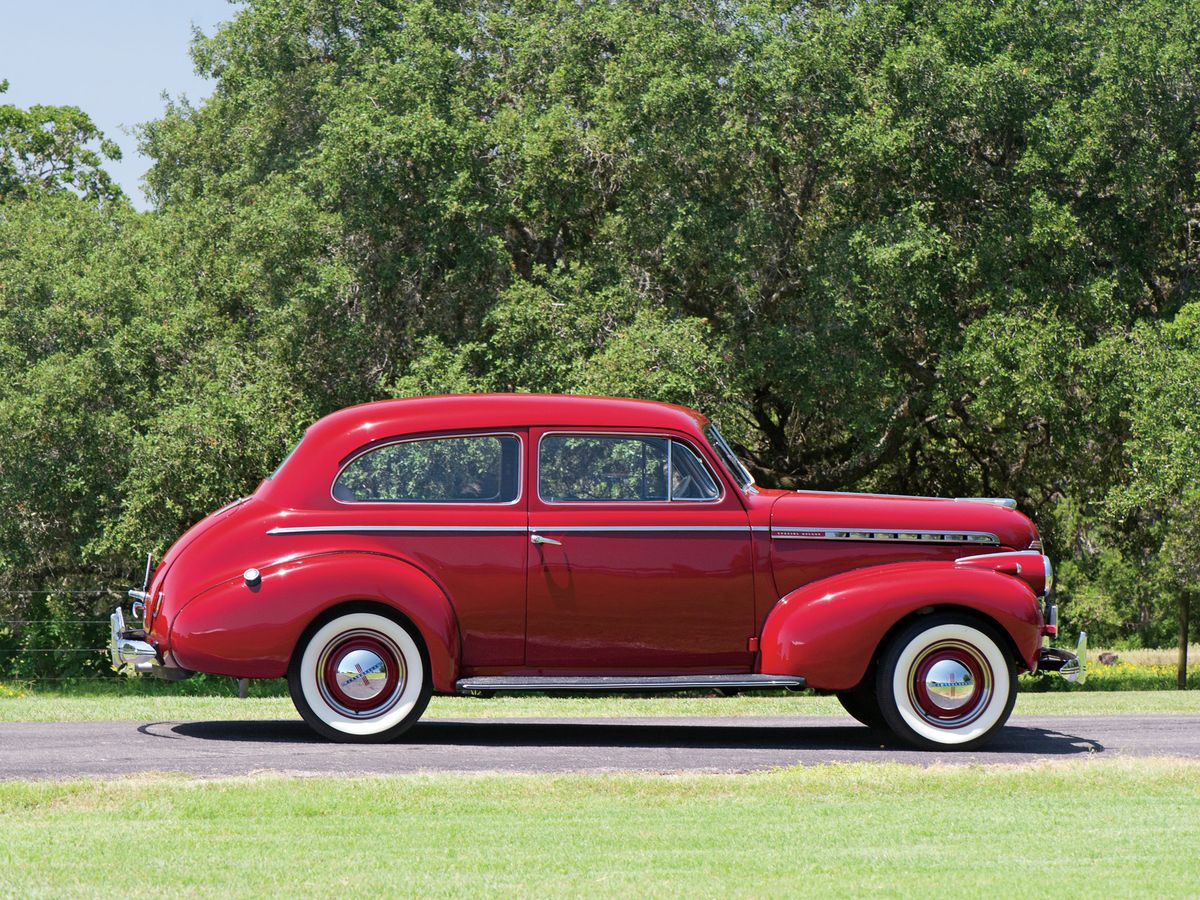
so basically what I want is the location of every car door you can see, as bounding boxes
[525,428,756,670]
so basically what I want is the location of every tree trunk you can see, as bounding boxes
[1179,592,1191,691]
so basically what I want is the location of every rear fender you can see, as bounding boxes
[758,561,1043,691]
[170,551,461,691]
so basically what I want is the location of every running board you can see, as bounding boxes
[455,674,806,692]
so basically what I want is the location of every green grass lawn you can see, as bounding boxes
[1,684,1199,723]
[0,759,1197,897]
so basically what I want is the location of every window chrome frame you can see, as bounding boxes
[703,424,756,494]
[535,430,725,506]
[331,431,524,507]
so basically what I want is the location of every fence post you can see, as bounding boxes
[1179,592,1191,691]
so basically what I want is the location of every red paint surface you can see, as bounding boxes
[141,394,1047,693]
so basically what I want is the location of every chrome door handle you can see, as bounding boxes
[530,534,562,546]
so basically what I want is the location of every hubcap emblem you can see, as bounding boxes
[335,649,389,702]
[924,659,976,711]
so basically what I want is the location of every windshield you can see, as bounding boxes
[703,424,755,492]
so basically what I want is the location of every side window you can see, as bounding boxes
[539,434,722,503]
[334,434,520,503]
[669,440,720,501]
[540,435,668,502]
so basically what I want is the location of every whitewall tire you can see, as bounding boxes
[876,614,1017,750]
[288,608,431,742]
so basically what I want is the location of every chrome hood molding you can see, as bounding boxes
[770,491,1036,550]
[954,497,1017,509]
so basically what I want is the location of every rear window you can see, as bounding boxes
[334,434,521,503]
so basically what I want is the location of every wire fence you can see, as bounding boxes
[0,590,121,680]
[0,590,122,594]
[1,618,113,632]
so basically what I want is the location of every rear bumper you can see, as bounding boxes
[109,607,193,681]
[1037,631,1087,684]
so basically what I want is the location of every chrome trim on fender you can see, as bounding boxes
[773,527,999,545]
[956,549,1053,595]
[954,549,1043,563]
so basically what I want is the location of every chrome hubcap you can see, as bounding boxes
[333,648,389,702]
[317,630,406,719]
[907,639,993,729]
[924,659,976,711]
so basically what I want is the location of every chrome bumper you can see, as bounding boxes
[109,607,192,680]
[1038,631,1088,684]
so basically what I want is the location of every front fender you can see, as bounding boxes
[759,561,1043,691]
[170,551,461,691]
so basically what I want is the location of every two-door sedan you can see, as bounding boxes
[111,394,1085,749]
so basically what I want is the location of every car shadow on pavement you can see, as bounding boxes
[165,719,1105,756]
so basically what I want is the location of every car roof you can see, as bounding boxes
[260,394,712,505]
[309,394,709,443]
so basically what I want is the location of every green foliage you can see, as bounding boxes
[2,0,1200,671]
[0,80,124,203]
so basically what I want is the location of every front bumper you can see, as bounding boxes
[109,606,193,681]
[1037,631,1088,684]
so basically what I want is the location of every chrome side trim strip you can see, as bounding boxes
[772,527,999,545]
[267,524,754,536]
[267,525,529,535]
[532,525,750,533]
[269,523,995,542]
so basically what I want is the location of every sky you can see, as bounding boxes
[0,0,238,210]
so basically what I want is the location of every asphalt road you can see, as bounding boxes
[1,714,1197,780]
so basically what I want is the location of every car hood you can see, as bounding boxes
[769,491,1037,551]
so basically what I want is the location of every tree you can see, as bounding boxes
[1116,304,1200,686]
[0,80,124,203]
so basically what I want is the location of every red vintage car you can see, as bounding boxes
[111,394,1085,749]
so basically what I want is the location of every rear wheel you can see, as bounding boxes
[288,609,431,742]
[836,678,888,731]
[876,614,1016,750]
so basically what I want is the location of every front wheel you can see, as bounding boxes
[288,608,431,742]
[876,614,1017,750]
